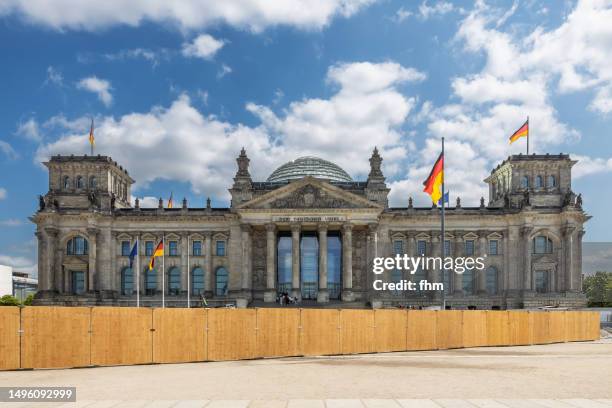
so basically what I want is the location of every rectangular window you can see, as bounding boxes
[535,270,548,293]
[169,241,178,256]
[444,240,451,257]
[72,271,85,295]
[489,240,498,255]
[465,240,475,256]
[216,241,226,256]
[192,240,202,256]
[121,241,131,257]
[145,241,154,256]
[393,240,403,255]
[417,240,426,256]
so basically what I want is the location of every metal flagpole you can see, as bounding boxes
[441,137,446,310]
[162,234,165,308]
[136,237,140,308]
[526,116,529,155]
[187,234,190,308]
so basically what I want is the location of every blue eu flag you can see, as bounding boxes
[437,191,449,207]
[128,242,138,269]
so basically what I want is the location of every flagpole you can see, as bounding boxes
[136,237,140,308]
[187,234,191,308]
[526,116,529,155]
[162,234,165,308]
[441,137,446,311]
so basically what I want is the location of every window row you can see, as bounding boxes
[63,175,97,190]
[393,239,501,256]
[120,266,229,297]
[120,240,226,257]
[520,174,556,189]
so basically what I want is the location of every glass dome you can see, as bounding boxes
[267,156,353,183]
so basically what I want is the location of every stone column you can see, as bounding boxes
[366,224,379,301]
[204,232,213,297]
[477,231,488,294]
[521,226,533,292]
[45,227,59,293]
[87,228,98,292]
[562,225,574,291]
[317,224,329,303]
[574,229,584,291]
[342,223,354,301]
[264,223,277,303]
[453,232,464,295]
[156,234,164,293]
[241,224,252,293]
[180,232,189,293]
[291,223,301,299]
[35,230,47,292]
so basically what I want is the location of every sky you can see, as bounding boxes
[1,0,612,276]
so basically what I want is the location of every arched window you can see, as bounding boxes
[547,175,556,188]
[76,176,84,189]
[533,236,553,254]
[168,267,181,295]
[66,236,88,255]
[486,267,498,295]
[89,176,97,189]
[462,269,474,295]
[535,175,543,188]
[192,267,205,296]
[215,267,228,296]
[145,268,157,295]
[63,176,71,190]
[121,267,133,296]
[521,176,529,189]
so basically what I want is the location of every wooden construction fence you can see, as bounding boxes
[0,307,600,371]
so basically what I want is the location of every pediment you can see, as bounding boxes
[238,177,381,210]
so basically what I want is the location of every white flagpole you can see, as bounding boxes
[162,234,165,308]
[136,237,140,308]
[187,234,191,308]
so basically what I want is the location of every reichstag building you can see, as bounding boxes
[32,148,589,309]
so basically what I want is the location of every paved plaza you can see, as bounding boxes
[0,340,610,408]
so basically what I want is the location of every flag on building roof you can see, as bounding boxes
[167,192,173,209]
[423,153,444,204]
[89,118,95,147]
[148,241,163,271]
[128,241,138,269]
[437,190,449,207]
[509,119,529,144]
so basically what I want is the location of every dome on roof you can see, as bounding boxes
[267,156,353,183]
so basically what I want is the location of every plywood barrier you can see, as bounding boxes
[462,310,488,348]
[153,308,206,364]
[340,309,375,354]
[486,311,510,346]
[587,311,601,341]
[21,306,91,369]
[436,310,463,349]
[0,307,20,370]
[374,309,407,352]
[256,308,301,358]
[548,311,566,343]
[207,308,256,361]
[508,311,532,345]
[301,309,340,356]
[406,310,437,351]
[531,312,552,344]
[91,307,153,366]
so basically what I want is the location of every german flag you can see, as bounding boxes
[89,118,95,147]
[423,153,444,204]
[148,241,164,271]
[167,192,173,209]
[509,119,529,144]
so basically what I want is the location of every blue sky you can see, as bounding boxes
[1,0,611,275]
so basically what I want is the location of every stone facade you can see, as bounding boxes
[32,151,589,309]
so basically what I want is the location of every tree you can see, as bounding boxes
[23,293,35,306]
[583,271,612,307]
[0,295,21,306]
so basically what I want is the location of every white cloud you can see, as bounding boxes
[0,254,37,276]
[37,61,424,202]
[418,1,454,20]
[0,188,6,200]
[44,65,63,86]
[16,118,41,142]
[392,7,412,23]
[76,76,113,107]
[0,140,18,159]
[217,64,232,79]
[130,195,160,208]
[182,34,224,60]
[0,0,376,32]
[0,218,23,227]
[573,155,612,179]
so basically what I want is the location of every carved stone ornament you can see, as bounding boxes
[269,184,360,209]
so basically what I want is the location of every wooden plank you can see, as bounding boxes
[256,308,301,358]
[406,310,437,351]
[21,306,91,369]
[374,309,407,352]
[301,309,340,356]
[152,308,207,364]
[508,311,532,345]
[548,311,566,343]
[207,308,256,361]
[0,307,20,370]
[531,312,551,344]
[91,307,153,366]
[436,310,463,349]
[587,311,601,341]
[340,309,375,354]
[462,311,487,348]
[486,311,510,346]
